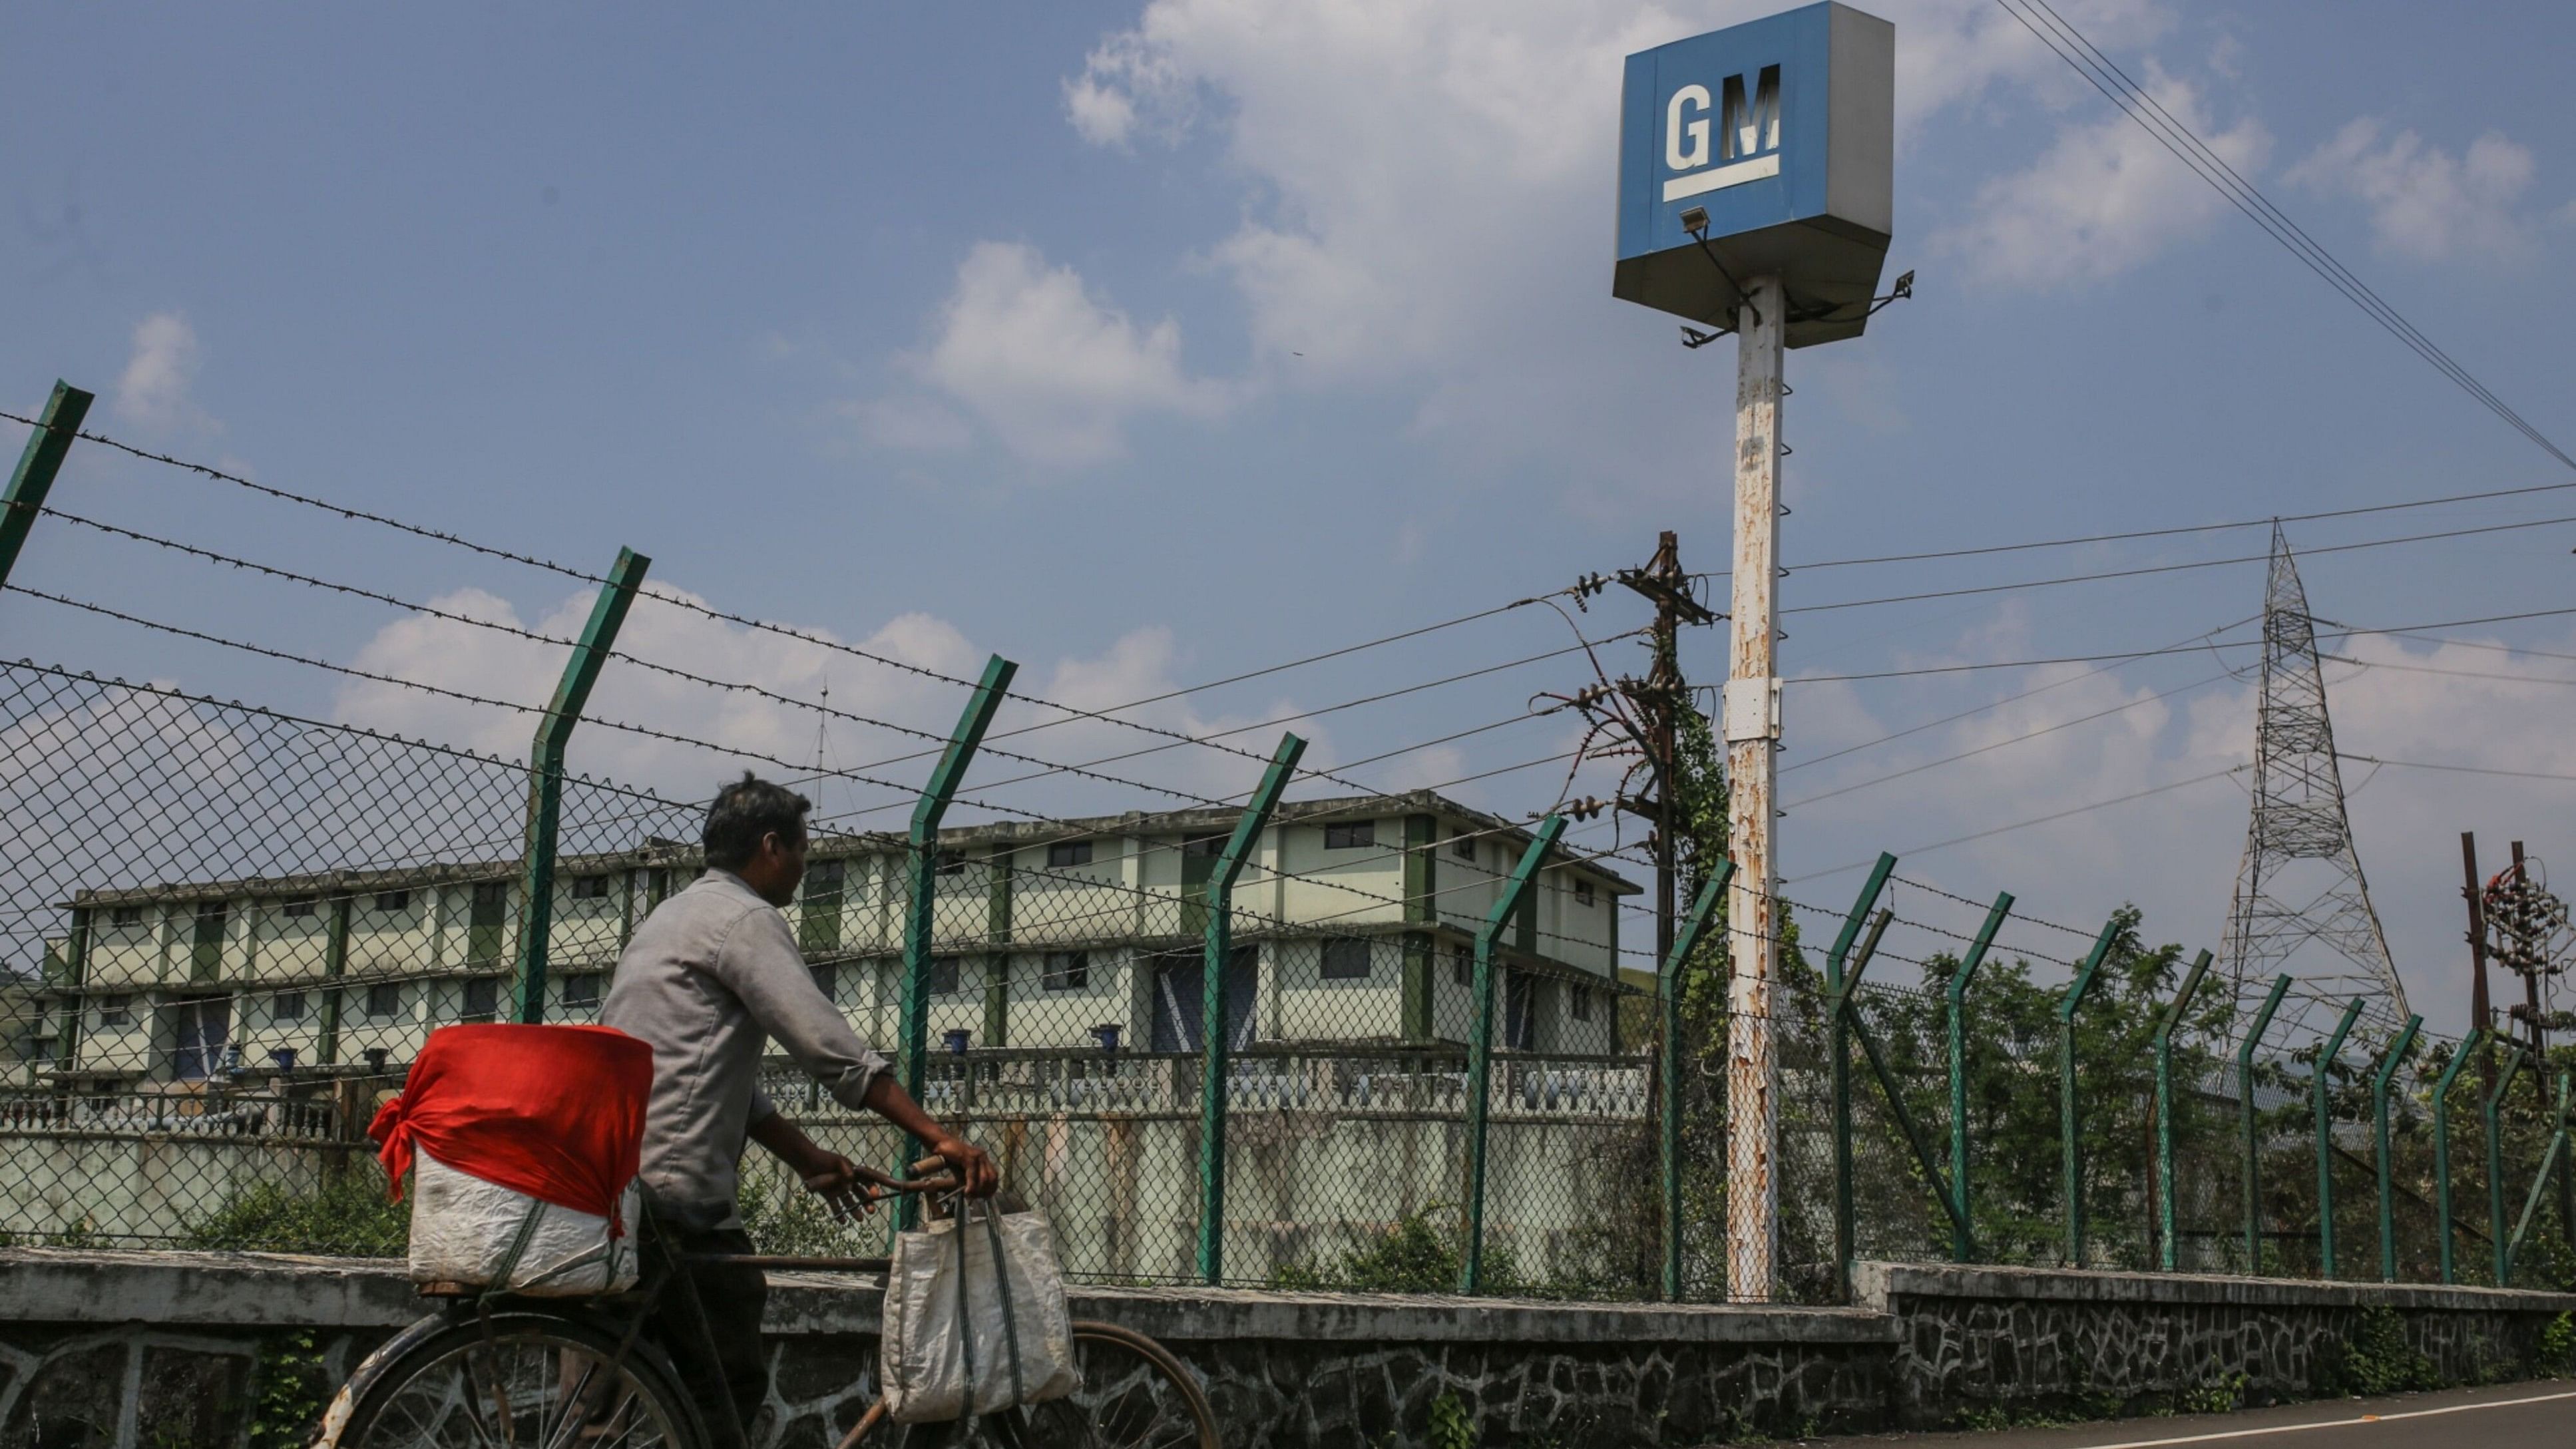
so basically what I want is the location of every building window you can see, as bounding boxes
[108,905,145,928]
[1451,949,1473,986]
[1452,831,1476,862]
[1042,952,1088,992]
[97,995,132,1028]
[281,898,319,919]
[1183,833,1226,859]
[928,956,962,995]
[1575,877,1597,908]
[274,991,308,1023]
[1570,983,1595,1022]
[1046,841,1093,869]
[1320,938,1373,980]
[570,875,610,901]
[1324,821,1375,850]
[366,983,402,1020]
[809,962,839,1000]
[935,849,968,877]
[371,890,411,913]
[563,973,603,1010]
[462,978,500,1022]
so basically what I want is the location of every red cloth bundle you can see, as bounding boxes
[370,1023,652,1232]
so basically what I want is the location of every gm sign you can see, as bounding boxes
[1663,64,1781,202]
[1613,2,1894,348]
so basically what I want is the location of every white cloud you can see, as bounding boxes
[845,395,972,453]
[114,311,215,432]
[1940,65,2268,288]
[329,582,1333,827]
[2285,119,2543,262]
[1055,1,2180,464]
[898,241,1233,467]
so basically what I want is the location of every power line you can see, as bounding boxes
[1787,765,2250,883]
[1795,604,2576,683]
[2335,754,2576,785]
[2318,654,2576,688]
[1783,669,2235,811]
[1781,614,2257,773]
[1691,481,2576,583]
[1781,513,2576,618]
[1992,0,2575,472]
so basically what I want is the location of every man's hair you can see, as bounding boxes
[703,773,812,871]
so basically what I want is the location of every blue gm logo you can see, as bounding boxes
[1613,3,1893,347]
[1663,63,1781,203]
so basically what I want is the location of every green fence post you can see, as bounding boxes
[1661,861,1732,1301]
[1825,853,1898,1301]
[2371,1014,2422,1283]
[2311,997,2366,1279]
[0,381,93,597]
[1197,732,1303,1287]
[897,654,1015,1215]
[2239,974,2293,1272]
[1948,892,2012,1264]
[1460,813,1566,1295]
[514,546,650,1024]
[2154,948,2215,1272]
[2484,1042,2531,1286]
[2504,1072,2572,1285]
[2059,917,2118,1267]
[1830,911,1974,1263]
[2432,1028,2487,1285]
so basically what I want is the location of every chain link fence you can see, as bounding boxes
[5,653,2570,1300]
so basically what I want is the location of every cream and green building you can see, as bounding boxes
[25,791,1639,1088]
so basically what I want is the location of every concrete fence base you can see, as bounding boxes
[2,1249,2571,1447]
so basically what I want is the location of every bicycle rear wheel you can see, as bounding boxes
[870,1320,1219,1449]
[327,1311,711,1449]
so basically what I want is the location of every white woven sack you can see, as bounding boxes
[406,1151,640,1295]
[880,1205,1078,1422]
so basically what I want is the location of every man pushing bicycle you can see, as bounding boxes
[603,772,998,1438]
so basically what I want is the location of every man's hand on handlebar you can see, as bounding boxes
[927,1133,998,1197]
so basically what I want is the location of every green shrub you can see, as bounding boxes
[1426,1390,1475,1449]
[2323,1306,2438,1396]
[186,1171,409,1257]
[2539,1311,2575,1374]
[1270,1204,1524,1295]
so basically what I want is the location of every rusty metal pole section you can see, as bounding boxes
[1723,271,1787,1303]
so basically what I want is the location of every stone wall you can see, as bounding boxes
[3,1249,2571,1448]
[1862,1262,2575,1426]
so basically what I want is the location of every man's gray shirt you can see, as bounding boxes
[602,869,888,1229]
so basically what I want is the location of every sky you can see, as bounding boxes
[3,1,2573,1036]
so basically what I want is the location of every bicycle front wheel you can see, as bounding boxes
[329,1311,711,1449]
[871,1320,1219,1449]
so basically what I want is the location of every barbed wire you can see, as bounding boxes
[1,409,1587,789]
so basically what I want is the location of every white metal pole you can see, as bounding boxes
[1724,274,1786,1303]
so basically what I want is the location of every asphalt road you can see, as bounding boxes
[1801,1381,2576,1448]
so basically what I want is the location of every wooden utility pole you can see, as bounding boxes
[1615,532,1718,1017]
[1725,274,1787,1303]
[1614,532,1717,1300]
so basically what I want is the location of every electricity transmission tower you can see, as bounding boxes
[2217,526,2410,1041]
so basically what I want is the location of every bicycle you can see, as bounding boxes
[315,1159,1219,1449]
